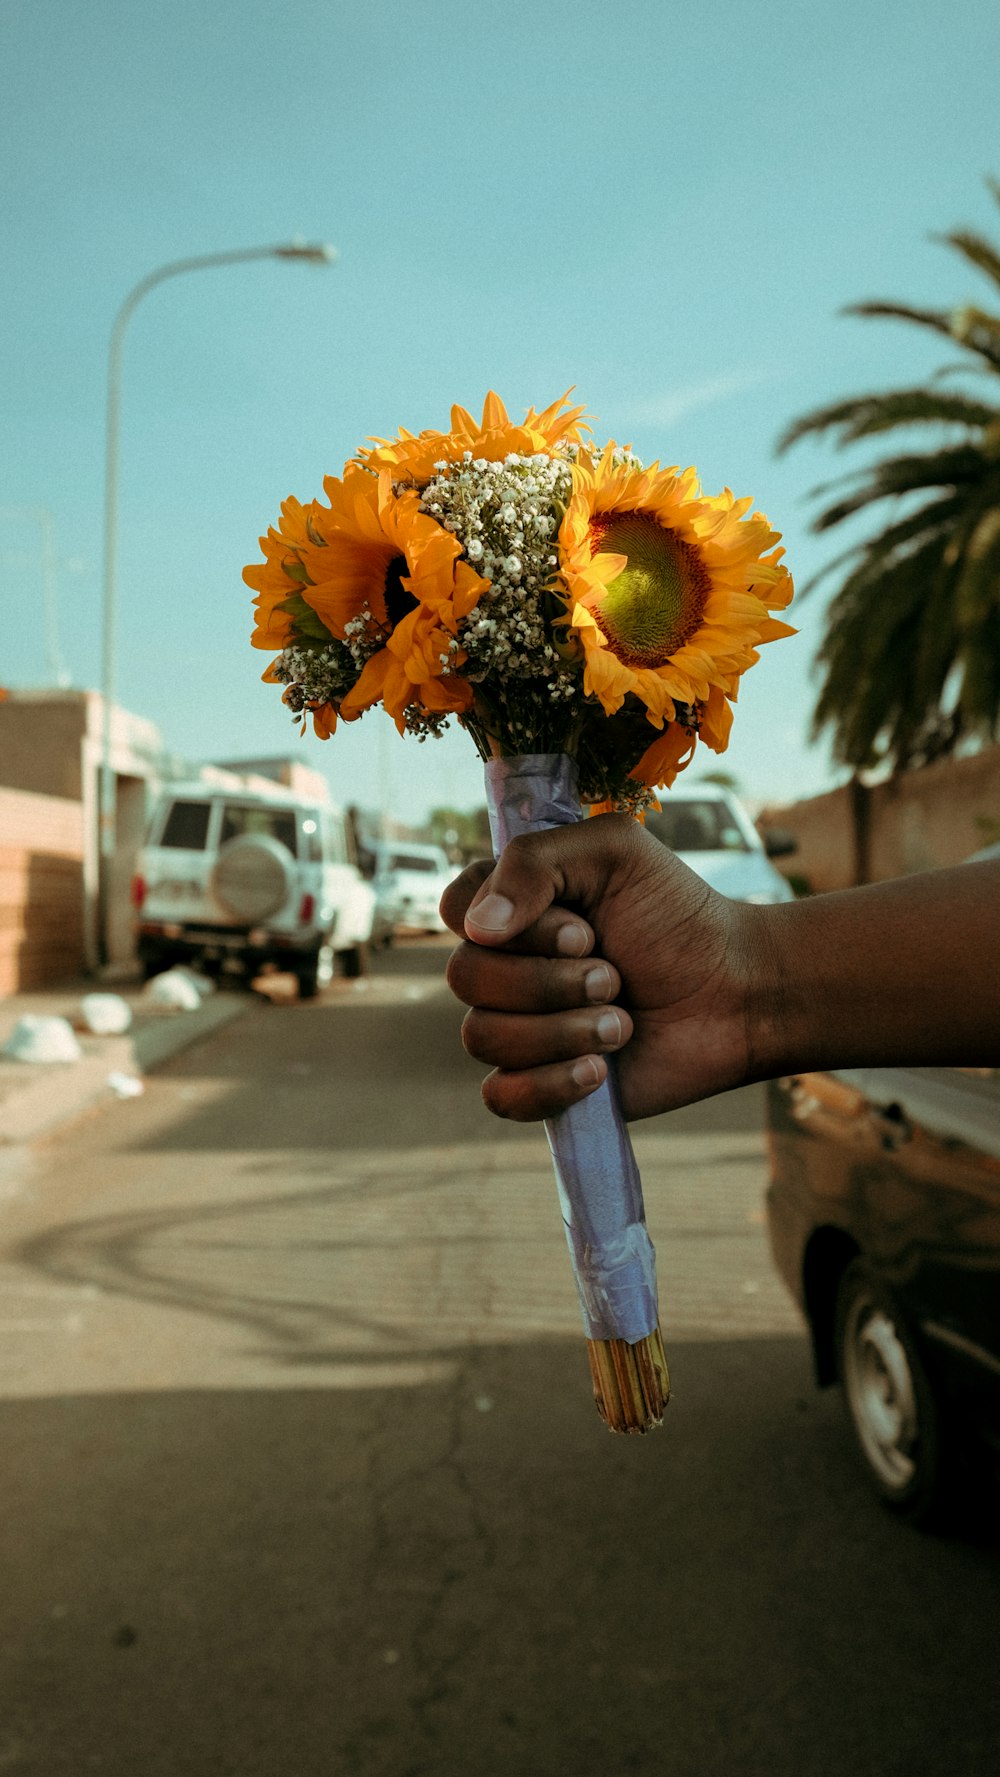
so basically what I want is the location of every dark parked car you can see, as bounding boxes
[766,1065,1000,1524]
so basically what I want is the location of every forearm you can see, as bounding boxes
[746,861,1000,1078]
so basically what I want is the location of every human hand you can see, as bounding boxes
[442,816,763,1122]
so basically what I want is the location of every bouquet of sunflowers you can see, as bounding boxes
[245,391,794,1432]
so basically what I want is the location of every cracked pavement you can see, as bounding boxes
[1,941,998,1776]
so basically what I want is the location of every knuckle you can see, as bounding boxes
[535,958,572,1012]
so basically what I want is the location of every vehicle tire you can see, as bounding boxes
[834,1258,952,1526]
[296,940,335,1001]
[337,940,369,979]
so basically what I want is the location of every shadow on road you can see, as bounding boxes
[121,942,769,1158]
[3,1335,1000,1777]
[10,941,994,1773]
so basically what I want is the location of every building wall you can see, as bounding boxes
[0,696,87,799]
[0,786,85,992]
[758,746,1000,892]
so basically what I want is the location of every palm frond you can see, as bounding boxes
[776,388,998,454]
[953,502,1000,631]
[939,228,1000,295]
[848,300,1000,373]
[796,494,966,595]
[952,305,1000,368]
[844,299,955,337]
[810,446,987,531]
[812,536,959,767]
[780,188,1000,775]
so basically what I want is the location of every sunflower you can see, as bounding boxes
[361,389,589,485]
[336,506,487,730]
[244,495,320,653]
[245,464,490,735]
[557,445,795,770]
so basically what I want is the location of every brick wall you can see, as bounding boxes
[0,787,85,992]
[758,746,1000,893]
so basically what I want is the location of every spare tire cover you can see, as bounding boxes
[210,834,296,922]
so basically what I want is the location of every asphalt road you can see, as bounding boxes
[1,941,998,1776]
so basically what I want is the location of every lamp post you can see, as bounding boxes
[97,240,335,969]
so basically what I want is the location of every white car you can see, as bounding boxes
[645,784,796,903]
[133,784,376,996]
[371,841,457,939]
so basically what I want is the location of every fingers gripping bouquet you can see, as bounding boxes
[245,392,794,1432]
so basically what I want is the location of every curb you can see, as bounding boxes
[0,991,251,1146]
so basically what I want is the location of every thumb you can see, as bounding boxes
[463,816,641,947]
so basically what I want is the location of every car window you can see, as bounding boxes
[219,804,298,854]
[389,852,439,872]
[158,800,212,850]
[645,801,750,853]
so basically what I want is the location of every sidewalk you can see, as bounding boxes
[0,973,251,1145]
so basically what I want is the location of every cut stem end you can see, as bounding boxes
[586,1327,670,1434]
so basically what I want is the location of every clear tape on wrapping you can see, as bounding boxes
[483,754,660,1344]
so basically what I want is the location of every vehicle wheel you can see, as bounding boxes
[296,941,335,1001]
[338,940,369,979]
[834,1258,951,1526]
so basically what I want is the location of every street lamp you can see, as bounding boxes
[97,240,335,969]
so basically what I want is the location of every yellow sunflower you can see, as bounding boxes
[300,465,491,725]
[558,445,795,766]
[333,489,487,730]
[244,495,319,653]
[361,389,589,485]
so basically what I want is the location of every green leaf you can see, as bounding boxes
[277,591,335,642]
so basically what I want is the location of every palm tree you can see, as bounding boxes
[777,181,1000,774]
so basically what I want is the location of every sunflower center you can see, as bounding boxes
[590,514,710,668]
[384,555,417,631]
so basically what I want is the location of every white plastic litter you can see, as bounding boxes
[80,993,133,1036]
[2,1015,83,1064]
[106,1071,145,1098]
[141,968,204,1012]
[173,966,216,998]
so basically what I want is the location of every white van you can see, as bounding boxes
[133,784,376,996]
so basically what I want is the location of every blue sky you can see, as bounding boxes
[3,0,999,820]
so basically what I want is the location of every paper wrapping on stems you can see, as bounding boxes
[483,754,661,1344]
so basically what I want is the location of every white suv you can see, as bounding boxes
[371,841,456,939]
[133,784,376,996]
[646,783,797,903]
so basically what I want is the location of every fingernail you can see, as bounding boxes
[596,1009,622,1046]
[571,1057,601,1089]
[556,923,588,957]
[468,893,514,932]
[584,965,612,1002]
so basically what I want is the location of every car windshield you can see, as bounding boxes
[388,853,439,873]
[219,804,298,854]
[645,800,750,853]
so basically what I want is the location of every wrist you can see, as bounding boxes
[732,900,799,1085]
